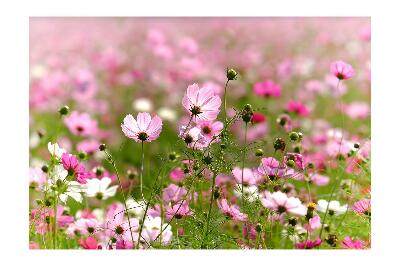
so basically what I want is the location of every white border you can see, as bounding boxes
[1,0,399,265]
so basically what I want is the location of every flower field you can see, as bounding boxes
[29,17,371,249]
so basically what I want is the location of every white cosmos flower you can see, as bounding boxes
[126,198,146,218]
[317,199,347,215]
[234,184,259,202]
[158,107,177,122]
[142,216,172,245]
[85,177,118,200]
[51,165,84,203]
[48,142,66,159]
[132,97,153,112]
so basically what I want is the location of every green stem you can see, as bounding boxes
[241,122,248,207]
[223,79,230,127]
[140,141,145,200]
[201,172,217,248]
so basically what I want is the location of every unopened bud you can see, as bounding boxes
[255,148,264,157]
[226,68,238,80]
[58,105,70,116]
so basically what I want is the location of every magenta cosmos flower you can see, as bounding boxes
[352,198,371,216]
[260,191,307,216]
[341,236,366,249]
[121,112,162,142]
[61,153,89,184]
[253,80,281,98]
[182,83,221,121]
[330,60,354,80]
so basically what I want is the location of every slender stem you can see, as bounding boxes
[241,122,248,207]
[201,172,217,248]
[53,194,57,249]
[140,141,145,200]
[104,150,136,249]
[136,199,151,249]
[223,79,230,126]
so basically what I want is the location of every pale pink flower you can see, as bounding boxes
[309,173,330,186]
[196,120,223,141]
[258,157,295,180]
[182,83,221,121]
[330,61,354,80]
[232,167,262,186]
[169,168,185,183]
[260,191,307,216]
[179,126,208,150]
[64,111,98,136]
[304,215,321,231]
[76,139,100,154]
[80,236,100,249]
[345,102,370,119]
[166,201,192,221]
[217,199,248,221]
[29,167,47,189]
[121,112,162,142]
[162,184,187,204]
[341,236,366,249]
[352,198,371,215]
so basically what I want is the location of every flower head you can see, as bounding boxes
[341,236,366,249]
[182,83,221,121]
[330,61,354,80]
[121,112,162,142]
[217,199,248,221]
[317,199,347,215]
[85,177,118,200]
[64,111,98,136]
[260,191,307,216]
[352,198,371,216]
[253,80,281,98]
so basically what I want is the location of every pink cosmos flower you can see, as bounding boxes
[196,120,223,142]
[166,201,192,221]
[258,157,295,180]
[232,167,262,186]
[76,139,101,154]
[243,223,257,240]
[80,236,101,249]
[182,83,221,121]
[31,206,74,234]
[330,61,354,80]
[260,191,307,216]
[29,167,47,189]
[169,168,185,183]
[295,238,322,249]
[217,199,248,221]
[179,126,208,150]
[253,80,281,98]
[304,215,321,231]
[64,111,98,136]
[61,153,88,184]
[352,198,371,216]
[121,112,162,142]
[287,100,310,116]
[341,236,366,249]
[162,184,187,204]
[309,173,330,186]
[344,102,370,119]
[284,153,305,170]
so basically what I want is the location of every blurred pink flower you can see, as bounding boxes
[182,83,221,122]
[341,236,366,249]
[345,102,370,119]
[295,238,322,249]
[330,61,354,80]
[253,80,281,98]
[232,167,262,186]
[287,100,310,116]
[217,199,248,221]
[80,236,100,249]
[121,112,163,142]
[76,139,100,154]
[166,201,192,221]
[163,184,187,204]
[169,168,185,183]
[196,120,223,142]
[64,111,98,137]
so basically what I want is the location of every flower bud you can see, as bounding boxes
[289,131,299,142]
[99,144,106,151]
[244,104,253,112]
[286,159,295,168]
[78,151,87,160]
[58,105,70,116]
[41,165,48,173]
[127,169,137,180]
[255,223,262,233]
[273,138,286,151]
[203,155,213,165]
[354,142,360,149]
[226,68,238,80]
[255,148,264,157]
[168,152,177,162]
[95,166,104,177]
[288,217,297,226]
[242,112,253,123]
[213,190,220,199]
